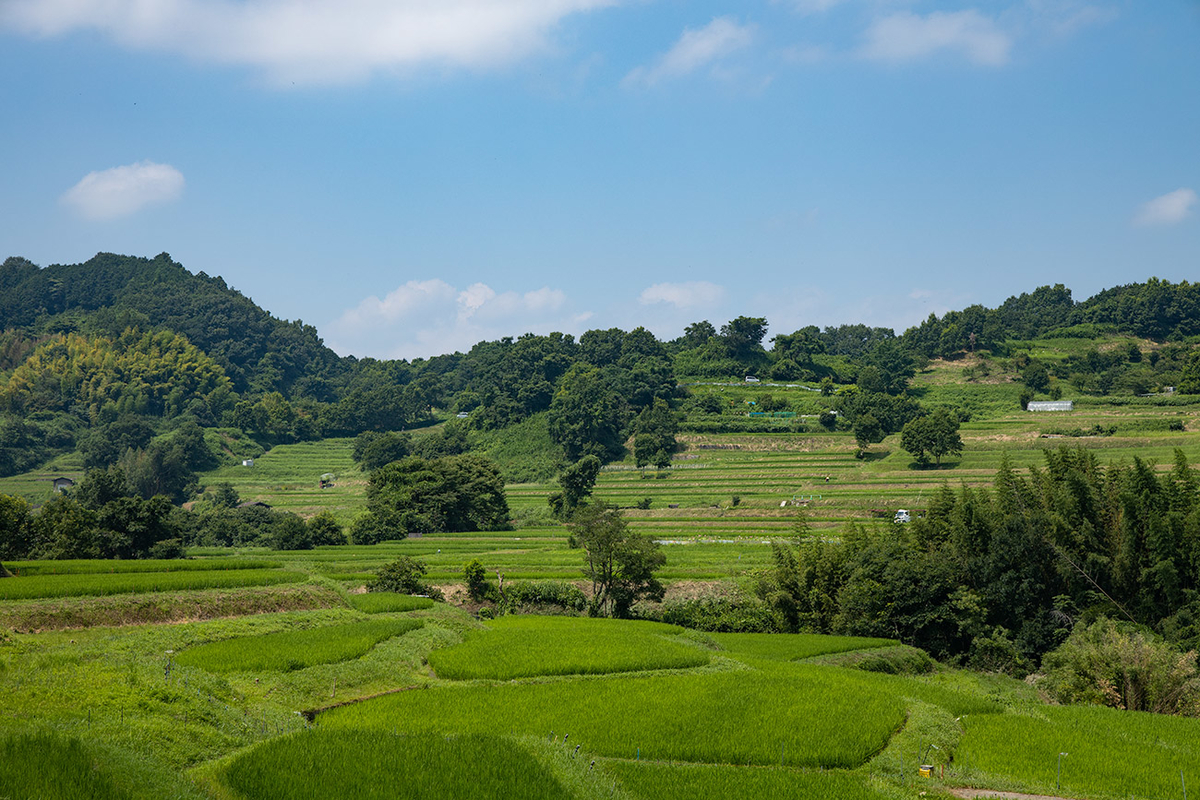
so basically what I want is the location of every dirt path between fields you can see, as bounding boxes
[948,790,1075,800]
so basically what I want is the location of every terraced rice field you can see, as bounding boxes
[322,662,907,769]
[0,568,303,601]
[427,616,711,680]
[176,618,424,673]
[955,704,1200,799]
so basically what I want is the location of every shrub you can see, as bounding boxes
[1040,617,1200,715]
[371,556,441,600]
[463,559,494,603]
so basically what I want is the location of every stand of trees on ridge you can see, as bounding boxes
[2,252,1200,550]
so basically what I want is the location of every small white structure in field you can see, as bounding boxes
[1027,401,1074,412]
[242,458,255,467]
[893,509,911,524]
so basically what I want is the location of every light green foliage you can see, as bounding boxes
[609,761,892,800]
[0,568,301,600]
[0,733,132,800]
[1040,618,1200,715]
[223,731,575,800]
[427,616,710,680]
[324,664,906,769]
[175,618,424,672]
[957,705,1200,798]
[347,593,434,613]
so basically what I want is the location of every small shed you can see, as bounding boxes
[51,477,75,493]
[236,500,272,510]
[1027,400,1074,412]
[242,458,255,467]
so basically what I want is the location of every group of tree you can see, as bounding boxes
[760,447,1200,674]
[351,453,510,544]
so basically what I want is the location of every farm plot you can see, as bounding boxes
[322,665,906,769]
[0,568,303,601]
[0,732,132,800]
[607,761,893,800]
[198,438,366,523]
[347,593,435,613]
[176,618,424,673]
[427,616,711,680]
[220,731,575,800]
[955,704,1200,799]
[712,632,896,662]
[5,558,278,576]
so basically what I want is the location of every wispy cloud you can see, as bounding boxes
[782,0,848,16]
[624,17,755,88]
[639,281,726,309]
[61,160,184,220]
[859,10,1012,66]
[1134,188,1197,227]
[0,0,618,86]
[328,278,581,359]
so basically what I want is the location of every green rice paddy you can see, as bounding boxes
[427,616,711,680]
[176,618,424,672]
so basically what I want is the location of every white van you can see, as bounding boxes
[893,509,911,524]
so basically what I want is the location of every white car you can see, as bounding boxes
[893,509,911,524]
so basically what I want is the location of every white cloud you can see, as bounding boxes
[0,0,618,85]
[1134,188,1197,227]
[328,278,577,359]
[860,10,1012,66]
[624,17,755,88]
[639,281,726,310]
[60,160,184,220]
[1023,0,1117,37]
[783,0,848,15]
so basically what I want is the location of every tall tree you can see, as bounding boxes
[569,502,665,618]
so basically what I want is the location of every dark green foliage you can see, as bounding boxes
[548,454,602,519]
[371,556,440,599]
[351,430,412,469]
[900,408,964,467]
[497,580,588,613]
[757,448,1200,671]
[464,558,493,602]
[569,501,665,618]
[78,417,155,468]
[852,413,884,455]
[362,453,509,535]
[0,493,32,560]
[658,597,778,633]
[547,364,628,462]
[0,733,131,800]
[307,510,347,546]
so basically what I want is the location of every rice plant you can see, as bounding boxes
[222,730,574,800]
[176,618,424,672]
[955,704,1200,799]
[608,761,893,800]
[0,569,302,601]
[323,664,906,769]
[427,616,711,680]
[0,733,131,800]
[347,593,435,613]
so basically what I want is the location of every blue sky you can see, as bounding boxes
[1,0,1197,359]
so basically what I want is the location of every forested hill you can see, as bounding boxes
[2,251,1200,493]
[0,252,345,396]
